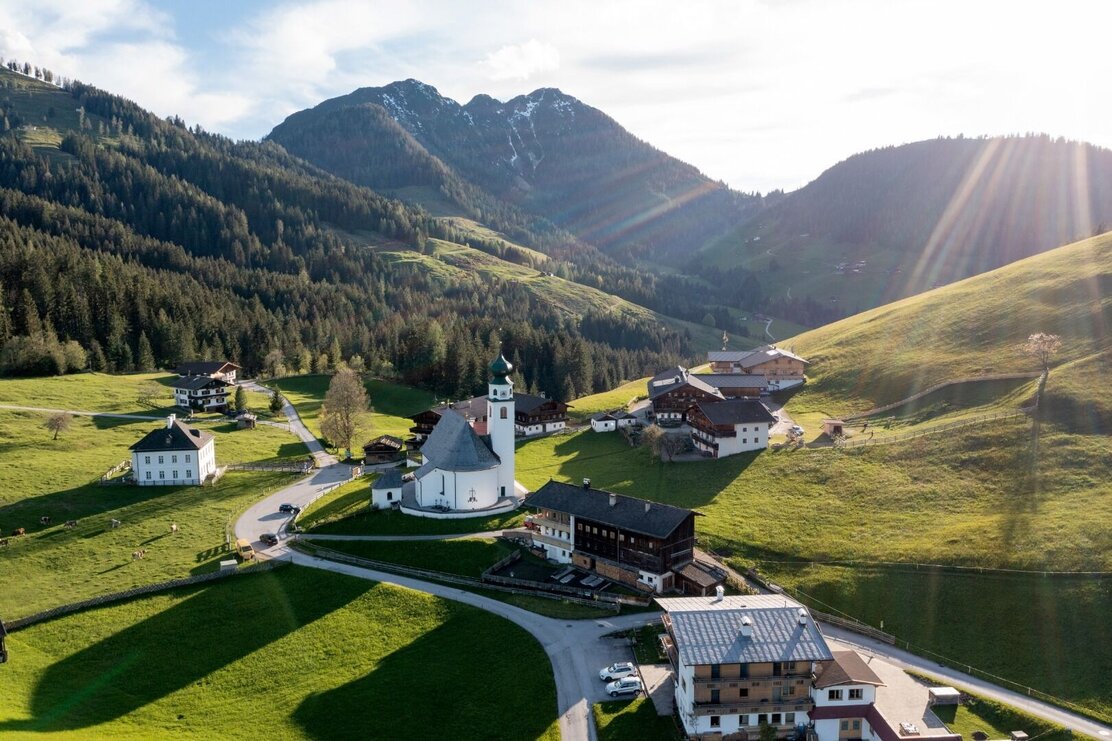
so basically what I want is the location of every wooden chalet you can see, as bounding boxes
[527,480,722,594]
[513,392,569,436]
[647,367,725,421]
[362,434,406,464]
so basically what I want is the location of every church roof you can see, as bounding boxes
[420,408,500,472]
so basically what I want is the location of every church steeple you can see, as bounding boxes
[490,353,513,383]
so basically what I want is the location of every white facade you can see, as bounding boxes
[591,418,617,432]
[131,439,215,486]
[371,483,403,509]
[533,513,575,563]
[693,421,771,458]
[767,377,804,391]
[415,466,500,510]
[173,384,229,410]
[516,419,565,437]
[673,657,814,737]
[487,373,516,501]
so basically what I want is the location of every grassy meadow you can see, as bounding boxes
[568,377,649,422]
[0,566,559,740]
[320,537,519,578]
[766,564,1112,721]
[516,426,1110,571]
[593,697,682,741]
[270,374,436,445]
[783,233,1111,417]
[0,373,310,617]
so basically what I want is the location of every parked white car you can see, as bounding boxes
[605,676,643,697]
[599,661,637,681]
[790,424,805,436]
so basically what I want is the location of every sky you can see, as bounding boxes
[1,0,1110,192]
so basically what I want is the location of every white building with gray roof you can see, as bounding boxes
[400,353,521,518]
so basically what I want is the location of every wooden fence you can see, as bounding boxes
[295,540,625,612]
[226,459,314,473]
[5,558,291,632]
[831,408,1028,449]
[98,459,131,484]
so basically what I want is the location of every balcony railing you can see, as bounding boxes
[531,532,571,549]
[692,700,813,717]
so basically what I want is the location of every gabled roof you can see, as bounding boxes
[707,346,808,366]
[694,399,776,426]
[514,392,568,414]
[372,468,404,489]
[694,373,769,389]
[648,370,725,401]
[420,408,500,472]
[363,435,403,451]
[815,650,885,688]
[649,366,688,390]
[591,412,617,422]
[175,361,240,376]
[658,599,833,666]
[171,375,227,391]
[527,480,694,539]
[130,419,214,452]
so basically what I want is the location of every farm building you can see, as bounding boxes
[362,434,406,465]
[371,468,404,509]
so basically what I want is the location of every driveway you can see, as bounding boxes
[242,380,336,466]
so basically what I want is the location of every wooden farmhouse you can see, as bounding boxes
[527,479,723,594]
[175,360,242,384]
[688,399,777,458]
[707,345,809,390]
[648,367,725,421]
[362,434,406,465]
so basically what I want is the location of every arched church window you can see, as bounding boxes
[500,407,507,419]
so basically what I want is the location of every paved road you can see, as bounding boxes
[243,380,336,467]
[821,625,1111,739]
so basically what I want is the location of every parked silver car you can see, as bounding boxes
[605,676,643,697]
[599,661,637,681]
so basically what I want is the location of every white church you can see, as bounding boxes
[399,353,524,519]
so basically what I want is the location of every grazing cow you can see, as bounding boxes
[39,516,51,526]
[131,549,146,560]
[110,518,122,529]
[64,520,79,529]
[170,523,179,535]
[0,538,9,547]
[11,528,25,536]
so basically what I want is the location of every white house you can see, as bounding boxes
[172,375,229,412]
[688,399,776,458]
[129,415,216,486]
[810,650,886,741]
[402,354,520,518]
[370,468,404,510]
[590,411,638,432]
[175,360,242,384]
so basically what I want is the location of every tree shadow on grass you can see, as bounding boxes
[292,612,558,741]
[0,567,372,733]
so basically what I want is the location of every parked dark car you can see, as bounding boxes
[278,503,301,514]
[260,532,279,546]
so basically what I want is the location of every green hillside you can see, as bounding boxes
[783,232,1111,426]
[0,567,559,739]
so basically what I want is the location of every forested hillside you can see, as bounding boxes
[0,65,701,400]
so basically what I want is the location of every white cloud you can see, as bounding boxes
[4,0,1112,192]
[479,39,559,81]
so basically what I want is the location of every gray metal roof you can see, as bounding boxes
[419,408,500,472]
[171,375,226,391]
[667,605,833,666]
[694,373,770,389]
[695,399,777,426]
[175,361,240,376]
[129,420,214,452]
[527,480,694,538]
[372,468,404,489]
[647,368,724,401]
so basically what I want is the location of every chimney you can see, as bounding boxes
[740,615,753,638]
[582,477,591,490]
[166,414,176,429]
[609,492,617,507]
[539,390,546,398]
[714,585,725,602]
[644,501,651,513]
[798,608,808,626]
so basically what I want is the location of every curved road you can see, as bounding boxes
[235,388,1111,741]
